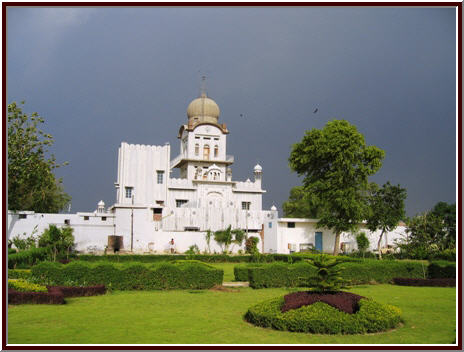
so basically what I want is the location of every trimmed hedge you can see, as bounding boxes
[8,247,50,269]
[8,279,48,293]
[8,269,32,280]
[244,296,402,334]
[8,288,65,304]
[234,264,264,281]
[392,277,455,287]
[427,261,456,279]
[31,261,223,290]
[8,285,107,305]
[245,260,426,288]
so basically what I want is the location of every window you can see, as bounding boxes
[204,137,210,140]
[157,170,164,184]
[84,216,89,221]
[156,200,164,206]
[153,208,162,214]
[195,136,200,139]
[214,137,219,141]
[176,199,188,208]
[195,144,199,156]
[214,145,219,157]
[19,214,27,219]
[101,217,107,221]
[203,145,210,160]
[125,187,133,198]
[287,222,295,228]
[64,219,70,225]
[242,202,251,210]
[268,222,272,228]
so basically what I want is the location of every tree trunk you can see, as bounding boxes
[377,230,385,260]
[333,232,341,256]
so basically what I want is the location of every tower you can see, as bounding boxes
[172,90,233,181]
[254,164,262,188]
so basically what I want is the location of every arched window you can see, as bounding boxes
[195,144,199,156]
[203,145,210,160]
[214,145,219,158]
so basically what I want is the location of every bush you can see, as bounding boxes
[8,279,48,292]
[47,285,107,297]
[8,248,17,255]
[244,296,402,334]
[427,261,456,279]
[8,269,32,280]
[8,288,64,305]
[31,261,223,290]
[247,260,426,288]
[392,277,455,287]
[8,247,50,268]
[245,237,260,254]
[233,264,264,281]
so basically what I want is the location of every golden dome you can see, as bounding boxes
[187,93,220,123]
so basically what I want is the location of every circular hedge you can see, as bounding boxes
[244,295,402,334]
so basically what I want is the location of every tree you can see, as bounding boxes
[282,186,323,218]
[303,254,348,292]
[213,226,245,253]
[431,201,456,249]
[366,182,407,259]
[204,229,213,253]
[355,232,370,259]
[289,120,384,255]
[38,224,75,261]
[8,101,71,213]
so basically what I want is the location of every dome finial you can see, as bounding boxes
[200,75,207,97]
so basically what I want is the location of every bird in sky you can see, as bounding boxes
[313,108,318,114]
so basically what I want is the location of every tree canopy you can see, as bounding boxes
[289,119,385,255]
[282,186,323,218]
[8,101,71,213]
[366,181,407,259]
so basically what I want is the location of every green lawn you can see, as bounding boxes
[8,284,456,345]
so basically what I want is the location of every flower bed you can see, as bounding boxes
[392,277,455,287]
[245,295,402,334]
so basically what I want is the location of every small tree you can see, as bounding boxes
[289,120,385,255]
[303,254,348,293]
[366,182,407,259]
[213,226,245,253]
[355,232,370,259]
[38,224,75,261]
[204,229,213,254]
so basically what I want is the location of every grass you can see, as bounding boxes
[8,284,456,345]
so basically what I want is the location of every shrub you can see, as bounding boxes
[8,247,50,269]
[8,288,64,305]
[302,255,348,292]
[47,285,107,297]
[427,261,456,279]
[31,261,223,290]
[247,260,425,288]
[185,244,200,255]
[8,269,32,280]
[8,248,17,255]
[245,236,259,254]
[233,264,264,281]
[392,277,455,287]
[244,296,402,334]
[8,279,48,292]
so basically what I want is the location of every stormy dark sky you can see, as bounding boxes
[7,7,457,217]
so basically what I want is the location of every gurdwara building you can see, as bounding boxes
[7,92,407,254]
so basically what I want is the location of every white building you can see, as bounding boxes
[7,91,407,255]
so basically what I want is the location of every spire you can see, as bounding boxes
[200,75,207,97]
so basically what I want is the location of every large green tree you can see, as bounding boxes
[282,186,323,218]
[366,182,407,259]
[289,120,384,255]
[8,101,71,213]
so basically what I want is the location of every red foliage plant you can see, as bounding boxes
[8,285,106,304]
[393,277,455,287]
[281,291,365,314]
